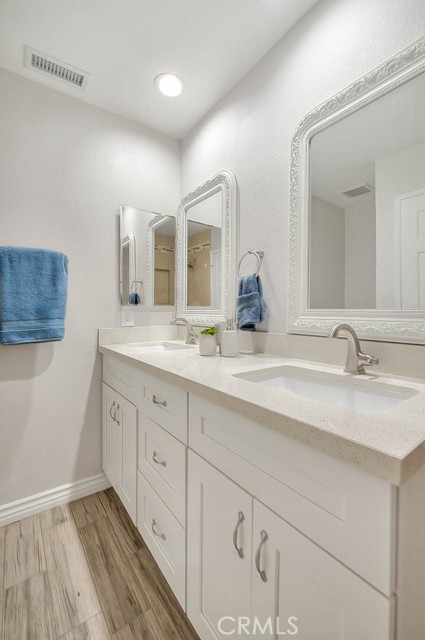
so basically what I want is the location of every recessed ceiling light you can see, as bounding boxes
[154,73,184,97]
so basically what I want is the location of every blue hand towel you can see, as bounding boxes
[129,293,140,305]
[237,273,268,331]
[0,247,68,345]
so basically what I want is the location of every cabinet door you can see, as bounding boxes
[114,393,137,523]
[187,451,252,640]
[252,501,394,640]
[102,383,121,486]
[102,383,137,523]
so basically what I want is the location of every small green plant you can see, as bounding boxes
[201,326,218,335]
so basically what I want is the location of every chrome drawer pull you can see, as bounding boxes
[152,451,166,467]
[113,404,120,425]
[151,518,166,540]
[109,401,116,419]
[152,395,167,407]
[233,511,245,559]
[255,530,268,582]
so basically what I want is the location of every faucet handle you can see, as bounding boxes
[358,352,379,367]
[187,329,197,345]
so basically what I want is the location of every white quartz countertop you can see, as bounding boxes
[99,340,425,485]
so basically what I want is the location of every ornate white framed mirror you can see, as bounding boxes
[175,170,237,324]
[120,206,176,308]
[289,37,425,344]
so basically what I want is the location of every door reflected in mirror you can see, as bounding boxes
[185,190,222,309]
[120,206,175,307]
[309,71,425,311]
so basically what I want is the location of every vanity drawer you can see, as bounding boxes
[141,373,188,443]
[137,472,186,609]
[189,393,395,596]
[138,414,186,526]
[102,355,144,406]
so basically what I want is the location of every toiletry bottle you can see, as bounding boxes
[221,319,238,357]
[214,322,226,354]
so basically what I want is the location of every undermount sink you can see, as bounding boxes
[124,341,194,353]
[233,365,417,415]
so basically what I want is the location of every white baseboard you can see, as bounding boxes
[0,473,111,527]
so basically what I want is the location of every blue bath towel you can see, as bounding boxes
[0,247,68,345]
[237,273,268,331]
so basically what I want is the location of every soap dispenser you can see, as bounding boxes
[221,319,238,357]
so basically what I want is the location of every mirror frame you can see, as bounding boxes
[288,36,425,344]
[176,170,237,324]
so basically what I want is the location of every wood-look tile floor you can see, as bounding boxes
[0,489,200,640]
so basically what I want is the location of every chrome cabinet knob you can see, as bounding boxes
[152,451,166,467]
[151,518,166,540]
[152,394,167,407]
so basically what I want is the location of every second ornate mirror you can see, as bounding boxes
[176,171,237,324]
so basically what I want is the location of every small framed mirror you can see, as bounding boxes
[120,206,176,307]
[288,37,425,343]
[176,171,237,324]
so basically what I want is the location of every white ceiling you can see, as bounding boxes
[0,0,319,139]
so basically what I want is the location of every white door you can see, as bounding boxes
[399,189,425,308]
[252,501,393,640]
[187,451,253,640]
[114,393,137,523]
[102,383,121,487]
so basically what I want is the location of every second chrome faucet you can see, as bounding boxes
[329,323,379,374]
[170,316,197,345]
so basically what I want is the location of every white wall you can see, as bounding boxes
[0,68,180,505]
[345,201,376,309]
[309,196,376,309]
[375,141,425,308]
[181,0,425,331]
[310,196,345,309]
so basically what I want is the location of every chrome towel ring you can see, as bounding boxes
[238,250,264,278]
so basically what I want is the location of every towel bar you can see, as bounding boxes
[238,250,264,277]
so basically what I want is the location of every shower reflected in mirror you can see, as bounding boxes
[185,189,223,309]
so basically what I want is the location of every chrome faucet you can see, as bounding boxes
[329,323,379,374]
[170,316,197,345]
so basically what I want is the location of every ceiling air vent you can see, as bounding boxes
[339,183,375,198]
[24,46,89,90]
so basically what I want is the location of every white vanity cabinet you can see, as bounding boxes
[187,450,393,640]
[101,382,137,522]
[100,351,425,640]
[188,394,394,596]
